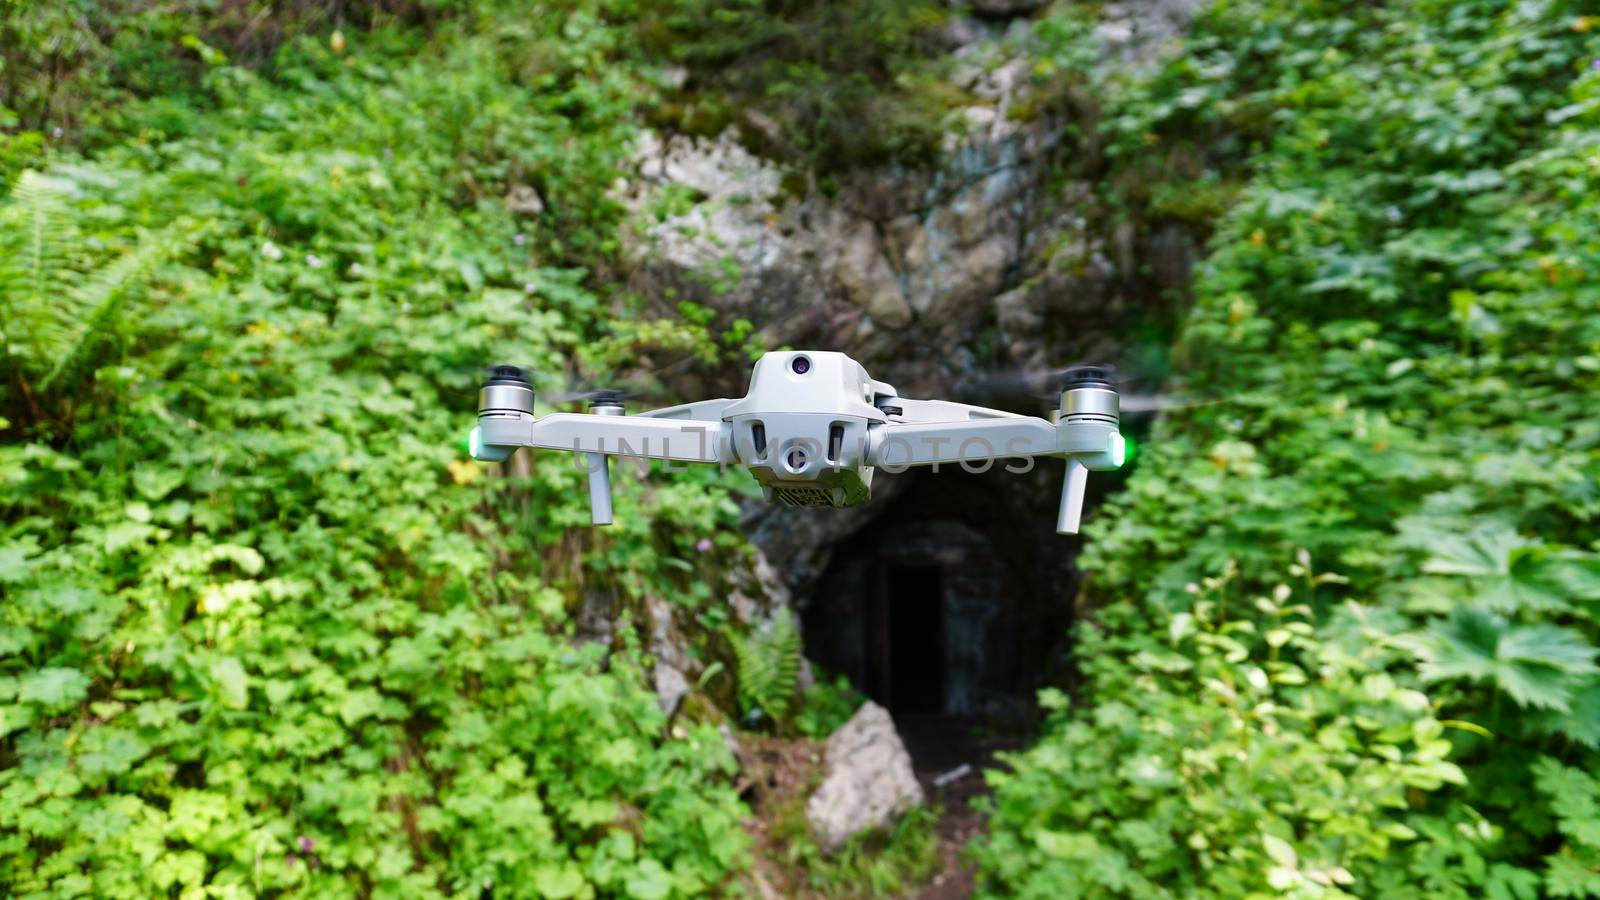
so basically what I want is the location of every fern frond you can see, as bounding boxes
[38,220,205,392]
[0,171,79,369]
[727,613,802,726]
[769,613,801,714]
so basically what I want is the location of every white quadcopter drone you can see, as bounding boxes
[468,351,1124,535]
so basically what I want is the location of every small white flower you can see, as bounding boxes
[512,233,526,246]
[523,282,536,294]
[261,241,284,261]
[306,254,324,269]
[347,262,364,277]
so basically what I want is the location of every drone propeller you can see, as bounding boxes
[463,362,672,409]
[958,360,1151,396]
[1119,393,1223,413]
[956,361,1227,416]
[543,386,643,405]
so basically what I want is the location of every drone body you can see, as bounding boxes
[470,351,1124,535]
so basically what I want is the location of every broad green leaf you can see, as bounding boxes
[210,658,249,710]
[1545,852,1600,899]
[337,688,383,725]
[18,667,90,710]
[132,465,185,501]
[533,864,585,899]
[1262,833,1297,869]
[1418,521,1528,577]
[0,538,38,582]
[624,859,673,900]
[1412,608,1597,712]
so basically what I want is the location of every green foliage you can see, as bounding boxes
[0,1,109,135]
[727,613,802,727]
[0,5,762,896]
[793,672,864,739]
[975,563,1476,898]
[979,0,1600,895]
[1533,757,1600,897]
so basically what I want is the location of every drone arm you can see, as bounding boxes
[633,398,735,422]
[865,417,1123,536]
[1056,421,1124,535]
[866,418,1058,468]
[888,397,1025,423]
[473,412,730,526]
[475,414,731,463]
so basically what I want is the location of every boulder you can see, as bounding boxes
[503,183,545,214]
[652,663,689,716]
[805,701,924,851]
[645,595,694,715]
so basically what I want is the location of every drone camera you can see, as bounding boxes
[724,353,881,509]
[784,444,810,472]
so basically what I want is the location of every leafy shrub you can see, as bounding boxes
[980,0,1600,894]
[976,563,1474,898]
[793,672,864,739]
[0,7,759,897]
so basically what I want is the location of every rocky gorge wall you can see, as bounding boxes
[613,0,1205,722]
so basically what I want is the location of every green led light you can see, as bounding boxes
[467,425,482,460]
[1109,432,1127,468]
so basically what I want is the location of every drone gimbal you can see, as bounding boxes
[469,351,1124,535]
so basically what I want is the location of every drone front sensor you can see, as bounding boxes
[469,350,1124,535]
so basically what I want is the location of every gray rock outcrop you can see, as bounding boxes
[617,2,1203,599]
[806,701,924,851]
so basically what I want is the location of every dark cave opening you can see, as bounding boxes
[879,563,946,715]
[799,461,1090,764]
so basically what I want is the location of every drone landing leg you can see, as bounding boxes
[587,453,613,525]
[1057,458,1088,535]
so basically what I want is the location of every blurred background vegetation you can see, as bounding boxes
[2,0,1599,898]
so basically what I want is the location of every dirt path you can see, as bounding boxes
[912,766,987,899]
[898,716,1028,900]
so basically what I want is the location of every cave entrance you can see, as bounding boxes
[871,563,946,714]
[799,465,1084,762]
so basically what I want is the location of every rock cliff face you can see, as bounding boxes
[620,4,1200,604]
[623,75,1127,401]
